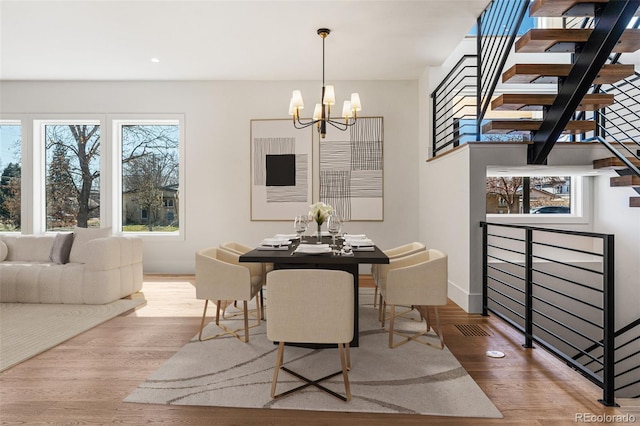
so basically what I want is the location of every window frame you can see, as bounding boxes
[0,118,24,233]
[486,175,591,225]
[111,115,185,240]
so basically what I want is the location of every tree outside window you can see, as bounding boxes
[486,176,572,214]
[0,124,22,231]
[121,123,179,233]
[45,124,101,230]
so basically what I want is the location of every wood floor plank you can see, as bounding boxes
[0,274,627,425]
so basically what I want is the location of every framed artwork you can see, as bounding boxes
[250,119,313,221]
[319,116,384,221]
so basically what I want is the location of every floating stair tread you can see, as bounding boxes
[502,63,635,84]
[492,93,614,111]
[610,175,640,187]
[515,29,640,53]
[482,119,596,134]
[630,197,640,208]
[530,0,608,17]
[530,0,640,17]
[593,157,640,169]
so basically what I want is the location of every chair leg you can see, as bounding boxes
[388,304,396,347]
[270,341,285,398]
[271,342,351,402]
[338,343,352,401]
[388,304,445,350]
[198,300,210,341]
[242,301,249,343]
[373,284,378,308]
[199,298,260,343]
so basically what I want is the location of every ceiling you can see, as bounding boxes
[0,0,491,81]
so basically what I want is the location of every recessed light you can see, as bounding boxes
[150,58,160,63]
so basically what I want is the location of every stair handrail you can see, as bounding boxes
[477,0,529,124]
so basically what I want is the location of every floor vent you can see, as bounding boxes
[455,324,491,336]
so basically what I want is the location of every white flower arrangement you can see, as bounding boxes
[309,202,334,225]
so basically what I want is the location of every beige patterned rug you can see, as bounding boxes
[0,298,146,371]
[125,291,502,418]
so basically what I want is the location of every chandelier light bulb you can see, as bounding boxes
[342,101,352,119]
[323,85,336,106]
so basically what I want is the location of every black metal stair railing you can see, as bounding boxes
[431,0,528,157]
[431,55,478,157]
[574,318,640,398]
[481,222,617,406]
[566,14,640,178]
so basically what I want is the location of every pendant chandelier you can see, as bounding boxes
[288,28,362,139]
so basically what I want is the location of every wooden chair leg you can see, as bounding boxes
[198,300,209,341]
[199,298,260,343]
[373,284,378,308]
[271,342,285,398]
[338,343,352,401]
[242,301,249,343]
[388,304,395,348]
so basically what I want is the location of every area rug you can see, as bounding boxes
[125,291,502,418]
[0,298,146,371]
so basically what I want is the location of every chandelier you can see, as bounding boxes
[288,28,362,139]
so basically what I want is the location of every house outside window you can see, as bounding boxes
[119,121,180,233]
[486,176,572,214]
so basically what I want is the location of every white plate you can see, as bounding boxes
[295,244,331,254]
[260,238,291,246]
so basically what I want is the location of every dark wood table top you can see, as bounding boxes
[239,238,389,265]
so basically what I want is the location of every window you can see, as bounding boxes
[1,116,183,238]
[0,122,22,231]
[44,123,101,231]
[486,176,573,215]
[118,121,180,234]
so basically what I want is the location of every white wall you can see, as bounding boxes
[593,169,640,328]
[0,79,420,273]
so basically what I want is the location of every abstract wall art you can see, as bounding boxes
[250,119,312,220]
[319,117,384,221]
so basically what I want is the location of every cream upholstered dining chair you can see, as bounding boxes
[378,249,448,349]
[219,241,269,319]
[266,269,354,402]
[371,242,426,308]
[195,247,262,343]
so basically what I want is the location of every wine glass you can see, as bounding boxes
[326,214,342,248]
[293,215,308,243]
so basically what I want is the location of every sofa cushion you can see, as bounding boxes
[1,235,55,262]
[69,227,112,264]
[0,240,7,261]
[49,232,74,264]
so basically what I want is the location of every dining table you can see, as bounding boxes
[239,236,389,347]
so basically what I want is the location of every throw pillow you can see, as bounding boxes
[69,226,112,264]
[0,240,7,261]
[49,232,75,264]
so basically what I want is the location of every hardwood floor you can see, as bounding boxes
[0,275,627,425]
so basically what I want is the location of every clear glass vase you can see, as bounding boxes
[316,223,322,244]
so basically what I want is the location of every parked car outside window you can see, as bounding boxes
[531,206,571,214]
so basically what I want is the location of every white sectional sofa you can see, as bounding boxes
[0,229,143,304]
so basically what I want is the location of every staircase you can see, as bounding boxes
[482,0,640,151]
[482,0,640,170]
[593,155,640,207]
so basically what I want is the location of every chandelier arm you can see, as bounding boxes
[293,118,319,129]
[326,117,358,129]
[295,114,320,126]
